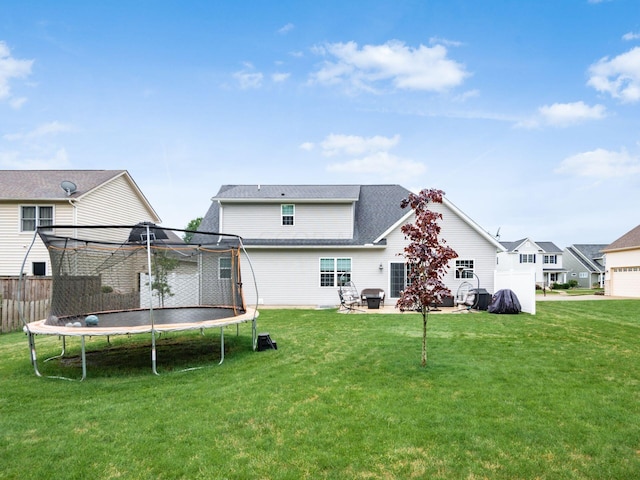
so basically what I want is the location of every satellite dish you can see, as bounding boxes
[60,180,77,196]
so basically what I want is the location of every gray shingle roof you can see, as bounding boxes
[196,184,413,246]
[565,244,607,272]
[0,170,127,200]
[213,184,361,201]
[500,239,561,253]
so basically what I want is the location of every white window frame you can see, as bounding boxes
[219,257,232,279]
[519,253,536,264]
[281,204,294,226]
[20,205,54,232]
[544,255,557,264]
[319,257,351,287]
[455,259,475,279]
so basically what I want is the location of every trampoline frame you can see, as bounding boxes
[19,223,260,380]
[25,306,258,380]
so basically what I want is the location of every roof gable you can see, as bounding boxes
[565,244,607,271]
[0,170,128,200]
[604,224,640,252]
[500,238,561,253]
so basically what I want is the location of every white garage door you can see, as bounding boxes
[610,267,640,298]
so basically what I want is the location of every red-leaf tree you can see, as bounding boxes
[396,188,458,366]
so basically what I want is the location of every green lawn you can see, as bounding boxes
[1,301,639,479]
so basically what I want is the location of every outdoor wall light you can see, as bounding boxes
[379,263,384,270]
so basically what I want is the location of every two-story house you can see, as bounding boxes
[196,184,505,307]
[603,224,640,298]
[497,238,566,288]
[0,170,161,277]
[563,244,606,289]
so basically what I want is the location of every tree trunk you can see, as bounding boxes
[421,307,428,366]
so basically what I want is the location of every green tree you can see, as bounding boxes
[151,251,179,307]
[396,188,458,366]
[183,217,203,243]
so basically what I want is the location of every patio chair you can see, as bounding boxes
[454,281,476,312]
[360,288,385,307]
[338,280,361,312]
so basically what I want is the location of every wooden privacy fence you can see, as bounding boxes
[1,298,50,333]
[0,277,52,334]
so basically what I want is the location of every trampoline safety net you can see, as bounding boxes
[38,224,247,325]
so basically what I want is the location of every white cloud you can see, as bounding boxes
[327,151,426,180]
[309,40,469,93]
[319,134,400,156]
[233,69,263,89]
[516,101,606,128]
[0,41,34,102]
[271,72,290,82]
[623,32,640,41]
[555,148,640,178]
[3,121,73,141]
[587,46,640,103]
[278,23,294,35]
[429,36,464,48]
[538,101,606,126]
[309,132,426,182]
[0,147,71,169]
[9,96,27,109]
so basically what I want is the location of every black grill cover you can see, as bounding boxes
[487,289,521,314]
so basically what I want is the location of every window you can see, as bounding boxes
[519,254,536,264]
[544,255,557,264]
[21,206,53,232]
[455,259,475,279]
[281,204,294,226]
[579,272,588,279]
[320,257,351,287]
[219,257,232,279]
[32,262,46,276]
[390,262,419,297]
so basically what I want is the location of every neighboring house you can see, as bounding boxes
[563,244,607,289]
[497,238,566,287]
[602,224,640,298]
[195,184,505,307]
[0,170,161,277]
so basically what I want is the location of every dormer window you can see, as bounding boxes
[281,204,294,226]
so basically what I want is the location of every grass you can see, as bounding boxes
[1,301,639,479]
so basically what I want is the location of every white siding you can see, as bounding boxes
[239,200,500,307]
[604,249,640,297]
[0,201,75,276]
[2,175,159,277]
[77,175,157,227]
[385,203,498,299]
[239,247,389,306]
[222,203,354,239]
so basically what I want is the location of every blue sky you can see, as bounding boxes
[1,0,639,248]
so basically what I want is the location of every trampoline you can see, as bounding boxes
[19,223,259,380]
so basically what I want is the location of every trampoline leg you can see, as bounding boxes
[218,327,225,365]
[252,318,257,351]
[44,335,66,362]
[80,336,87,381]
[27,332,43,378]
[151,330,159,376]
